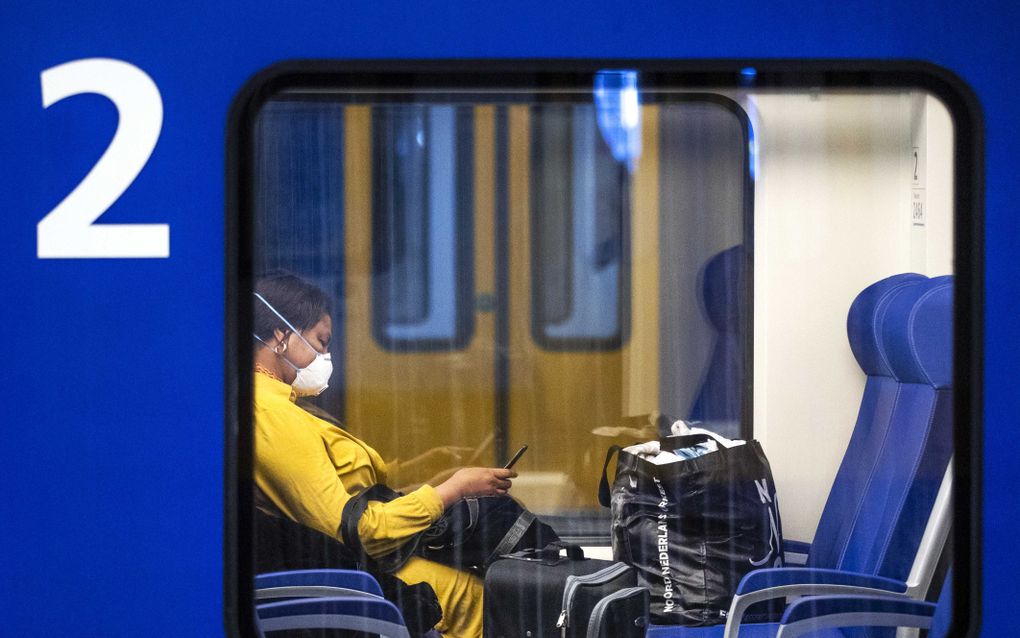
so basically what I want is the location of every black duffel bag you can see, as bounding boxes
[340,484,559,574]
[599,432,784,626]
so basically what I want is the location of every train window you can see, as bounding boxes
[371,105,475,350]
[232,65,978,637]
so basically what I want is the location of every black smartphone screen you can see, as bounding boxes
[504,444,528,469]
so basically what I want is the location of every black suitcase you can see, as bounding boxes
[483,544,637,638]
[584,587,649,638]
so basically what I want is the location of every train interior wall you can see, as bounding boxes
[744,93,954,542]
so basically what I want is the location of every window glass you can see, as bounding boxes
[657,101,752,440]
[250,92,752,534]
[239,72,967,636]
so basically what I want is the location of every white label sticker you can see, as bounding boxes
[911,189,926,226]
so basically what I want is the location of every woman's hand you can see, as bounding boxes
[434,467,517,508]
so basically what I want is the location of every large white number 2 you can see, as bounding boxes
[38,58,169,259]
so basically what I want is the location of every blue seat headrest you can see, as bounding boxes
[846,274,927,377]
[881,277,954,388]
[700,245,746,333]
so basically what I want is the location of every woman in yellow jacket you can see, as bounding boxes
[252,273,514,638]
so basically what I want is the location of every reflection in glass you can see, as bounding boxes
[531,104,628,347]
[372,105,474,348]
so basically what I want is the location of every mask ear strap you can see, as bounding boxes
[254,292,303,334]
[254,292,320,353]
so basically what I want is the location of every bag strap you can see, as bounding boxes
[489,509,537,559]
[598,445,624,507]
[504,541,584,564]
[339,484,402,560]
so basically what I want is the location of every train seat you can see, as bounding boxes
[255,508,443,635]
[257,595,410,637]
[688,245,748,439]
[799,272,929,570]
[255,568,441,638]
[647,273,954,638]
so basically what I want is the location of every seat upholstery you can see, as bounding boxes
[835,277,953,638]
[688,245,748,438]
[850,279,953,580]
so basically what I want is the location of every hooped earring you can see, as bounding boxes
[274,339,289,354]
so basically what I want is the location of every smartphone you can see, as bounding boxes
[503,444,529,469]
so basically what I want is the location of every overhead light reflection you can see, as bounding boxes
[594,69,642,172]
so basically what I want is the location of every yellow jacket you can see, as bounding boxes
[254,372,445,557]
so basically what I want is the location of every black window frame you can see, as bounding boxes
[225,60,984,638]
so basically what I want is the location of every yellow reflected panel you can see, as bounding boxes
[343,106,497,489]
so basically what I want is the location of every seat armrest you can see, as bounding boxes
[256,569,385,598]
[736,568,908,596]
[722,569,908,638]
[774,594,936,638]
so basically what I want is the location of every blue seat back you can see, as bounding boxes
[837,277,953,638]
[688,245,747,438]
[837,277,953,579]
[807,273,926,570]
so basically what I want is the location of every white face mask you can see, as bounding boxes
[286,348,333,397]
[254,292,333,397]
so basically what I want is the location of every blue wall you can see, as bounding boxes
[0,1,1016,635]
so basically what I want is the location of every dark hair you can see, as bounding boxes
[254,273,333,342]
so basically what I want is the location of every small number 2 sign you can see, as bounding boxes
[38,58,169,259]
